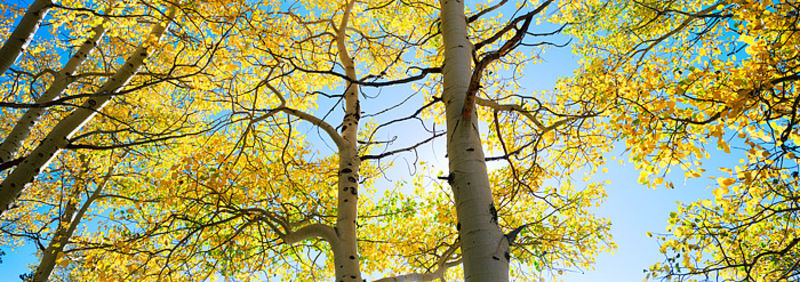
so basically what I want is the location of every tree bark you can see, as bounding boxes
[333,1,362,281]
[0,23,107,164]
[0,7,175,215]
[439,0,510,280]
[0,0,51,76]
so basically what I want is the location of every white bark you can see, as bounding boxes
[0,8,175,215]
[270,3,363,280]
[0,23,108,163]
[439,0,510,280]
[333,1,362,281]
[282,223,339,246]
[0,0,52,76]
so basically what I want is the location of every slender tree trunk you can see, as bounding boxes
[32,156,118,282]
[32,199,79,282]
[439,0,510,281]
[333,1,362,281]
[0,23,107,164]
[0,0,51,76]
[0,8,175,215]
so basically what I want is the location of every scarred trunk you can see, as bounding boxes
[0,23,107,163]
[334,146,361,282]
[439,0,510,280]
[333,1,362,281]
[0,8,175,215]
[0,0,51,76]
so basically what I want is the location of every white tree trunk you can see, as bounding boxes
[0,23,107,163]
[0,8,175,215]
[333,1,362,281]
[0,0,51,76]
[439,0,510,280]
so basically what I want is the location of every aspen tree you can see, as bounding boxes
[0,6,176,214]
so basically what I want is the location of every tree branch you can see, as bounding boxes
[282,223,339,247]
[374,244,461,282]
[278,107,346,151]
[360,131,445,161]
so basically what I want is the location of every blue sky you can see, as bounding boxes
[513,35,720,281]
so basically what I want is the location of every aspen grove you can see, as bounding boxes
[0,0,797,281]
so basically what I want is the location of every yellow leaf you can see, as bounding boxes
[738,34,756,45]
[717,177,735,188]
[712,186,730,197]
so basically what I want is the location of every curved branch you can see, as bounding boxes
[282,223,339,247]
[475,97,585,134]
[475,97,545,130]
[270,107,345,150]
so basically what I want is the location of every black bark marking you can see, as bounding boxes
[447,172,455,185]
[349,255,355,260]
[466,147,475,152]
[340,168,352,174]
[492,256,500,260]
[504,251,510,261]
[348,176,356,183]
[489,204,498,224]
[456,222,461,231]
